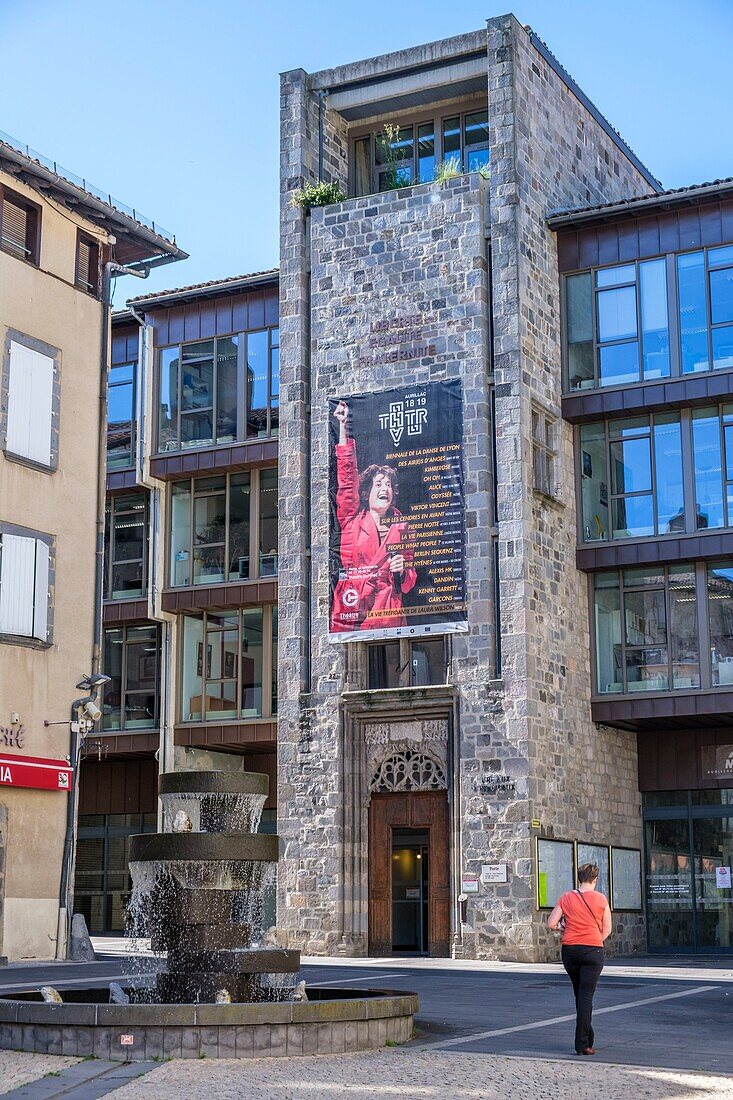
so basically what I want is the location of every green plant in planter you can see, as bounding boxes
[434,156,462,184]
[377,123,410,191]
[290,180,346,211]
[478,163,491,180]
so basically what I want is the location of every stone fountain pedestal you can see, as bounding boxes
[0,769,418,1060]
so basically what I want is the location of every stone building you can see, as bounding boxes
[0,131,183,960]
[277,17,662,961]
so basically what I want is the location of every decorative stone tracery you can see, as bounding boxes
[370,751,447,793]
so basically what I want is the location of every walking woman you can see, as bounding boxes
[547,863,612,1056]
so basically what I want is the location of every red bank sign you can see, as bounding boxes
[0,754,72,792]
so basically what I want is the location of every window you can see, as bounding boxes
[2,333,58,469]
[107,361,136,470]
[75,231,100,296]
[579,413,683,541]
[566,260,670,390]
[102,625,159,730]
[691,404,733,530]
[169,469,276,587]
[0,186,40,264]
[593,565,699,694]
[75,812,157,935]
[0,529,51,643]
[707,562,733,687]
[352,106,489,197]
[104,494,148,600]
[532,408,558,498]
[366,637,447,689]
[565,247,733,393]
[180,606,277,722]
[157,328,279,452]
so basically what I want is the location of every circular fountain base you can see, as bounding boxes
[0,987,418,1061]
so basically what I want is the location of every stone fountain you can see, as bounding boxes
[0,769,417,1061]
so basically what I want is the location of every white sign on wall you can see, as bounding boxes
[481,864,508,884]
[716,866,732,889]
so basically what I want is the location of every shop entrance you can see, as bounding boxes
[368,791,450,957]
[644,790,733,953]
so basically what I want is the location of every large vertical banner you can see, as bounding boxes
[328,380,467,642]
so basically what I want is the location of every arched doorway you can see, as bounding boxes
[368,752,450,957]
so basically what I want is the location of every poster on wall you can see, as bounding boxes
[328,380,467,643]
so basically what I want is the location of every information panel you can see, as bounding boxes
[328,380,467,643]
[577,843,610,899]
[611,847,642,911]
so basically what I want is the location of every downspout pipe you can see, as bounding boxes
[92,261,148,675]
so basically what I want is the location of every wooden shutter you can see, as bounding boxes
[6,340,55,465]
[33,539,50,641]
[1,199,28,259]
[77,238,91,289]
[0,533,36,636]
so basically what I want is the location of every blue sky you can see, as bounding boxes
[2,0,731,300]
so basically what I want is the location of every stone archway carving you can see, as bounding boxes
[370,750,447,794]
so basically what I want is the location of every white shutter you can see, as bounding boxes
[32,539,50,641]
[0,533,36,636]
[6,341,54,465]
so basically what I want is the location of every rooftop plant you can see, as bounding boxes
[290,180,346,211]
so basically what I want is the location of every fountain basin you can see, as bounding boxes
[0,987,418,1060]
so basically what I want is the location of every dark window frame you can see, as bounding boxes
[0,184,41,265]
[155,326,279,454]
[101,623,160,731]
[168,467,277,589]
[563,245,733,394]
[589,559,733,698]
[365,636,449,690]
[103,492,149,602]
[531,405,559,499]
[107,358,137,471]
[349,100,489,198]
[178,604,277,724]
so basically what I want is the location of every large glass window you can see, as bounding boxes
[692,404,733,530]
[564,248,733,391]
[169,469,276,587]
[107,361,135,470]
[352,106,489,197]
[707,562,733,686]
[366,638,447,690]
[102,625,159,730]
[75,813,157,935]
[157,329,278,452]
[579,414,682,541]
[593,565,699,694]
[104,493,148,600]
[180,606,275,722]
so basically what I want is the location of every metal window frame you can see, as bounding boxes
[104,492,149,601]
[589,560,714,698]
[348,99,488,198]
[563,245,733,396]
[107,359,137,471]
[101,622,160,731]
[167,467,278,589]
[178,604,275,724]
[154,327,279,454]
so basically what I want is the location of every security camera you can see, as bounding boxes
[82,700,102,722]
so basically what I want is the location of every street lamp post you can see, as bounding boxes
[56,673,110,959]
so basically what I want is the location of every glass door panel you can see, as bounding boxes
[693,815,733,950]
[645,818,694,949]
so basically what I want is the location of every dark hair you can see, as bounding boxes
[577,863,599,884]
[358,464,399,511]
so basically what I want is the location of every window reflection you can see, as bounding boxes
[107,362,135,469]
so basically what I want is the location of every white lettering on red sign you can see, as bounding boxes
[0,767,10,783]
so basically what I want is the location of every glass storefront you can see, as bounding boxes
[644,789,733,952]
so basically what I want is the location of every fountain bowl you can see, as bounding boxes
[0,985,418,1060]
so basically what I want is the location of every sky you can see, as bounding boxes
[2,0,732,301]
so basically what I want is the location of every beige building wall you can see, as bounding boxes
[0,167,108,959]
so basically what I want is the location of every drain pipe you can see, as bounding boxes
[127,300,175,795]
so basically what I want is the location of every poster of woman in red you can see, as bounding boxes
[328,381,467,643]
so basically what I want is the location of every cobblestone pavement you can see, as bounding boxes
[106,1049,733,1100]
[0,1051,79,1092]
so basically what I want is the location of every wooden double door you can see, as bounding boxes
[368,790,450,957]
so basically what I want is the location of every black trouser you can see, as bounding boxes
[561,944,604,1052]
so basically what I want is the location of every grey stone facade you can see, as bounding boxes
[278,17,656,960]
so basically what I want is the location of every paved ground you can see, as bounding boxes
[0,1052,79,1092]
[1,952,731,1097]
